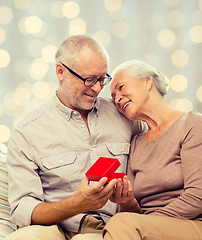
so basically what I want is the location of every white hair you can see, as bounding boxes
[112,59,170,96]
[55,35,109,68]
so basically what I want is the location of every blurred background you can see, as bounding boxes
[0,0,202,145]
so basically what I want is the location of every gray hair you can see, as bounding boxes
[112,60,170,96]
[55,35,109,68]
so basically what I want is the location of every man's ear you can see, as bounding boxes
[56,63,65,82]
[145,76,153,91]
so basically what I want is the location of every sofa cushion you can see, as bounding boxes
[0,143,17,238]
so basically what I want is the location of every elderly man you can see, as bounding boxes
[5,35,145,240]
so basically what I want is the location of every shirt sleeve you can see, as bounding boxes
[7,127,43,227]
[150,114,202,219]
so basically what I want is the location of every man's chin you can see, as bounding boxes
[77,103,95,111]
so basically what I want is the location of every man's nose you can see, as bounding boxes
[90,81,103,92]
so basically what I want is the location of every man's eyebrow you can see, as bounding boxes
[84,73,105,78]
[82,74,97,78]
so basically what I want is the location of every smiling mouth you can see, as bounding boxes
[123,101,131,110]
[84,93,97,99]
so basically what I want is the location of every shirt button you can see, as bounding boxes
[59,160,63,164]
[82,124,85,128]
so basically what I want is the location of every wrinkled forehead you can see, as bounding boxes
[110,71,124,93]
[110,78,116,93]
[110,77,118,97]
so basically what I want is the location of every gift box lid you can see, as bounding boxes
[85,157,125,182]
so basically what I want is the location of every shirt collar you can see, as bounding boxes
[92,98,99,117]
[52,92,100,120]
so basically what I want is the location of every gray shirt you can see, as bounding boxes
[7,94,144,232]
[128,111,202,220]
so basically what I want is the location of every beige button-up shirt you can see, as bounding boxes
[7,94,144,232]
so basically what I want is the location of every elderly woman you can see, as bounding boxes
[103,60,202,240]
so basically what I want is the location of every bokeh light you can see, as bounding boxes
[172,50,189,67]
[33,22,47,38]
[25,16,43,35]
[29,58,49,80]
[0,125,11,143]
[169,98,193,112]
[62,1,80,19]
[32,81,51,99]
[42,45,57,63]
[170,74,188,92]
[189,25,202,43]
[13,87,31,106]
[0,7,13,24]
[18,17,28,35]
[168,11,185,28]
[69,18,87,35]
[158,29,176,48]
[196,86,202,102]
[4,93,18,113]
[104,0,122,12]
[14,0,31,10]
[0,49,10,68]
[92,31,111,48]
[199,0,202,10]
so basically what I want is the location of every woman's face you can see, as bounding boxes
[110,71,150,120]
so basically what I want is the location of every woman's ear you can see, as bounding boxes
[145,76,153,91]
[56,63,65,82]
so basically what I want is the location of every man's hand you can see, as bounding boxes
[74,176,118,212]
[31,176,118,225]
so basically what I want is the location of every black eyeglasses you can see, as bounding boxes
[60,62,112,87]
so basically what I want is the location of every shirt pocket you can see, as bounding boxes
[40,151,79,191]
[106,142,130,156]
[105,142,130,173]
[42,151,76,170]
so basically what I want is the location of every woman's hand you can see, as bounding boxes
[110,176,142,213]
[73,176,118,212]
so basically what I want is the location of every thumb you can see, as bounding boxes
[79,175,90,189]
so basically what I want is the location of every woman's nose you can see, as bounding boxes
[115,93,122,103]
[115,95,122,108]
[118,97,122,102]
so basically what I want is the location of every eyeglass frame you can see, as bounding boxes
[60,62,112,87]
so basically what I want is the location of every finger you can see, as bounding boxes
[122,177,130,198]
[128,180,133,191]
[98,178,117,198]
[106,178,118,190]
[91,177,108,194]
[114,179,123,198]
[127,181,134,199]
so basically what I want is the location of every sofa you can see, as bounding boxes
[0,143,17,238]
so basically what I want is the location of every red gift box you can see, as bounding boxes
[85,157,125,182]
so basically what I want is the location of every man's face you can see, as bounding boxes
[58,47,108,112]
